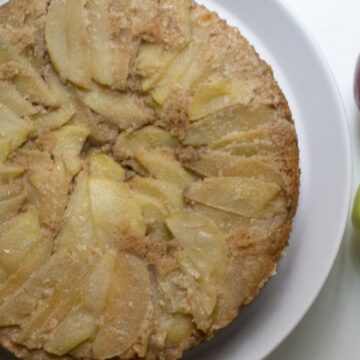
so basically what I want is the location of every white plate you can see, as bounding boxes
[183,0,352,359]
[0,0,352,360]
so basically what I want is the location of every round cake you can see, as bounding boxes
[0,0,299,359]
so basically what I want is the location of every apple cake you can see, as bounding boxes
[0,0,299,359]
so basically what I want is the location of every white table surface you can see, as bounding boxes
[267,0,360,359]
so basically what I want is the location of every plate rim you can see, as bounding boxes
[266,0,353,355]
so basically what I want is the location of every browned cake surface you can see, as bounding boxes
[0,0,299,359]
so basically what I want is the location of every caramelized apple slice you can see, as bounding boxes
[20,253,90,349]
[0,29,57,107]
[69,342,93,359]
[44,0,68,79]
[0,164,24,181]
[193,203,250,234]
[0,168,25,214]
[217,141,278,157]
[0,103,32,152]
[14,148,51,166]
[82,251,116,314]
[151,23,210,105]
[159,314,193,345]
[0,180,23,203]
[212,255,249,329]
[0,239,52,304]
[56,172,96,251]
[210,128,267,148]
[0,170,25,220]
[129,176,183,212]
[185,177,281,217]
[0,269,7,284]
[58,170,146,251]
[89,153,125,182]
[0,249,72,326]
[45,312,97,356]
[78,86,154,130]
[46,0,91,87]
[185,151,284,186]
[184,105,275,146]
[87,0,131,88]
[0,193,26,226]
[137,43,173,77]
[0,81,38,116]
[131,191,170,240]
[67,0,92,85]
[110,38,132,91]
[93,253,151,359]
[89,177,146,246]
[166,211,227,330]
[174,253,218,331]
[42,73,88,134]
[87,0,113,86]
[48,125,89,177]
[189,79,254,121]
[115,126,179,159]
[166,211,226,281]
[45,251,116,356]
[132,191,168,223]
[71,97,116,144]
[136,150,195,189]
[0,210,41,277]
[137,43,178,91]
[32,108,75,133]
[0,139,10,163]
[209,127,278,157]
[45,68,73,106]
